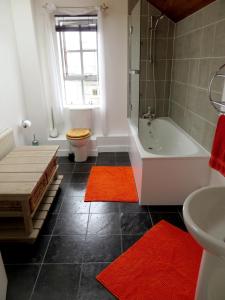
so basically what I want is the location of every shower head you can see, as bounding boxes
[156,13,165,20]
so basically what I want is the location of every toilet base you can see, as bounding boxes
[71,145,88,162]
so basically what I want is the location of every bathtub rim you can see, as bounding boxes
[128,117,210,159]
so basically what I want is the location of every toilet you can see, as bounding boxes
[66,128,91,162]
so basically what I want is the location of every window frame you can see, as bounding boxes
[57,16,99,106]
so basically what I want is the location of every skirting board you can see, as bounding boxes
[50,135,130,156]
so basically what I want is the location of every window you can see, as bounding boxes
[55,16,99,106]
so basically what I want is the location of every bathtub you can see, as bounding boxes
[128,117,211,205]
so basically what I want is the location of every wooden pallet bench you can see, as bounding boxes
[0,145,63,243]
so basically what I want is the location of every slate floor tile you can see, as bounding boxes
[121,213,152,234]
[44,235,85,263]
[6,265,40,300]
[53,214,89,235]
[150,212,187,231]
[83,235,121,262]
[32,264,81,300]
[78,263,115,300]
[87,213,121,235]
[1,235,50,264]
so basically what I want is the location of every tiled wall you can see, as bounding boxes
[139,0,175,117]
[169,0,225,151]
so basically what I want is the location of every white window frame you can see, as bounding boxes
[56,16,99,106]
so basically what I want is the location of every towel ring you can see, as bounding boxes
[208,63,225,114]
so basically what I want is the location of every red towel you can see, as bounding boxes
[209,115,225,176]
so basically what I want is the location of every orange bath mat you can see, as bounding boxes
[84,166,138,202]
[97,221,202,300]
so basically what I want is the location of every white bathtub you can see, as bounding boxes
[128,117,211,205]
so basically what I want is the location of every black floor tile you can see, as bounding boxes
[1,235,50,264]
[6,264,40,300]
[97,152,116,166]
[44,235,85,263]
[177,205,183,214]
[115,152,129,159]
[96,161,116,166]
[40,214,58,235]
[58,156,74,164]
[115,152,131,165]
[98,152,116,159]
[120,203,149,213]
[70,172,90,183]
[53,213,89,235]
[148,205,181,213]
[78,263,115,300]
[58,164,75,174]
[121,213,152,234]
[150,212,187,231]
[32,264,81,300]
[87,213,121,235]
[90,202,120,213]
[85,156,97,163]
[65,183,86,197]
[74,163,95,173]
[83,235,121,262]
[49,195,64,214]
[60,173,72,184]
[115,161,131,166]
[60,197,90,214]
[122,235,142,252]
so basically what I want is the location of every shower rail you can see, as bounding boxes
[208,63,225,114]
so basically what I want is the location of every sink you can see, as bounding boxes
[183,186,225,300]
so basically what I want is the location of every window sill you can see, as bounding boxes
[64,105,100,111]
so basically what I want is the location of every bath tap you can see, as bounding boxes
[143,106,155,125]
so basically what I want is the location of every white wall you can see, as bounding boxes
[11,0,49,145]
[10,0,128,151]
[0,0,26,145]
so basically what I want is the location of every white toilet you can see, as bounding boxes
[66,128,91,162]
[66,107,92,162]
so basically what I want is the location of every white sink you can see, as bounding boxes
[183,186,225,300]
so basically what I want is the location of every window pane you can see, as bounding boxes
[83,52,98,75]
[67,52,81,75]
[65,81,83,105]
[64,32,80,50]
[84,81,99,105]
[81,32,97,50]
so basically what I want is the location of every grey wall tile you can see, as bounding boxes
[187,59,200,85]
[169,0,225,150]
[198,59,212,89]
[201,24,215,57]
[172,60,189,83]
[139,2,173,118]
[213,19,225,57]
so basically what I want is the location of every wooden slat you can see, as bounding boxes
[33,219,44,229]
[0,173,42,183]
[7,151,57,157]
[45,190,57,197]
[30,166,58,217]
[13,145,59,152]
[0,164,47,173]
[0,156,52,165]
[42,197,54,204]
[0,174,62,242]
[33,211,48,220]
[0,182,36,196]
[39,203,51,211]
[48,185,58,191]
